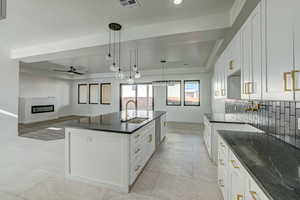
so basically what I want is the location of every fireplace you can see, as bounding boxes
[31,105,55,114]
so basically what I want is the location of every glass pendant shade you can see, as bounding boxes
[134,71,141,79]
[133,64,138,72]
[127,77,134,84]
[116,70,125,80]
[106,53,113,61]
[110,63,118,72]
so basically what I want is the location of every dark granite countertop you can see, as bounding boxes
[204,113,247,124]
[64,110,166,134]
[218,130,300,200]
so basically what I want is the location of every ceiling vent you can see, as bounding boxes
[120,0,140,7]
[0,0,6,20]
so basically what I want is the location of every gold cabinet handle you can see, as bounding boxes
[219,159,225,166]
[218,179,224,187]
[284,72,292,91]
[249,191,257,200]
[292,70,300,91]
[244,82,250,94]
[135,165,141,172]
[229,60,234,70]
[135,148,141,154]
[148,134,152,143]
[230,160,239,169]
[237,194,244,200]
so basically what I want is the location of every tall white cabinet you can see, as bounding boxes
[262,0,295,100]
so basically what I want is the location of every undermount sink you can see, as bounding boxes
[124,117,148,124]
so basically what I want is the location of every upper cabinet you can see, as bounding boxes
[213,0,298,101]
[293,0,300,100]
[262,0,294,100]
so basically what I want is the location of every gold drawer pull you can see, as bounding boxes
[135,134,140,139]
[218,179,224,187]
[230,160,239,169]
[135,165,141,172]
[284,72,292,91]
[249,191,257,200]
[237,194,243,200]
[135,148,141,154]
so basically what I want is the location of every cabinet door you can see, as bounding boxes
[241,20,252,100]
[249,3,262,99]
[262,0,294,100]
[293,0,300,100]
[229,166,245,200]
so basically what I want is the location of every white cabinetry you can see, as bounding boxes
[217,135,270,200]
[65,121,156,192]
[262,0,294,100]
[241,3,263,100]
[160,114,167,142]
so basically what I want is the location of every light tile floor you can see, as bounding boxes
[0,122,221,200]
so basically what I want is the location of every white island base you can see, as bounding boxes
[65,120,157,193]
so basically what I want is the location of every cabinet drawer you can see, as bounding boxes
[219,137,228,159]
[229,151,243,171]
[247,175,269,200]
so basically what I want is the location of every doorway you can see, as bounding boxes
[120,83,153,111]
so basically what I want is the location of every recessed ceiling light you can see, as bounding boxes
[173,0,183,5]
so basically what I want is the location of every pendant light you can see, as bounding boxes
[134,48,141,79]
[107,23,122,72]
[127,50,135,84]
[116,29,125,79]
[152,60,176,87]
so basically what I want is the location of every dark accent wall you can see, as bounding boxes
[225,99,300,149]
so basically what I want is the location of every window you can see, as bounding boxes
[120,83,153,111]
[184,80,200,106]
[166,81,181,106]
[89,83,99,104]
[100,83,112,105]
[78,84,88,104]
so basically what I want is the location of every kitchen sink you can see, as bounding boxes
[124,117,148,124]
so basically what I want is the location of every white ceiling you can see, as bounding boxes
[1,0,234,50]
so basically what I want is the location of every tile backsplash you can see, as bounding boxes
[225,99,300,149]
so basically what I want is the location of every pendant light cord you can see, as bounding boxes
[113,30,116,64]
[108,29,111,55]
[119,31,121,71]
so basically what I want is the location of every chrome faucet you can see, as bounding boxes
[125,100,137,120]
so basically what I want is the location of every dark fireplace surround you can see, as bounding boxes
[31,105,55,114]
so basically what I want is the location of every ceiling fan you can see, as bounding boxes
[53,66,85,75]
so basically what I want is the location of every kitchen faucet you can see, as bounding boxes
[125,100,137,120]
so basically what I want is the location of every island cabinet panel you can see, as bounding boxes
[65,120,157,193]
[65,128,130,192]
[160,114,167,142]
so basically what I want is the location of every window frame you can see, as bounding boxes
[78,84,88,104]
[100,83,112,105]
[89,83,99,104]
[184,80,200,106]
[166,80,182,106]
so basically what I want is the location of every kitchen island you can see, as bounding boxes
[64,110,166,192]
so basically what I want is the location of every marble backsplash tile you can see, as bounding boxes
[225,99,300,149]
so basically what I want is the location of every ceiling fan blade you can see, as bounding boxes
[53,69,69,72]
[73,71,84,75]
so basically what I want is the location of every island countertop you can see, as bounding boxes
[204,113,247,124]
[218,130,300,200]
[64,110,166,134]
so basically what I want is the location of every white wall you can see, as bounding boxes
[19,73,73,119]
[71,72,212,123]
[0,48,19,138]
